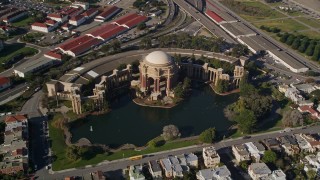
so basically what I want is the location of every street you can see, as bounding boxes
[35,125,320,179]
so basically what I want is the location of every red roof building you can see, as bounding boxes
[45,50,62,60]
[45,19,57,26]
[98,26,126,40]
[112,13,148,28]
[205,10,224,24]
[4,115,27,124]
[94,6,120,22]
[66,37,102,57]
[69,14,86,26]
[58,35,92,52]
[87,23,118,37]
[82,8,99,18]
[0,77,11,91]
[298,105,320,119]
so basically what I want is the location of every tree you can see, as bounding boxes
[239,161,250,170]
[174,82,185,98]
[66,146,81,161]
[280,33,289,43]
[215,79,229,93]
[262,150,277,164]
[148,139,158,148]
[305,78,315,83]
[312,44,320,61]
[139,37,152,49]
[298,37,309,53]
[307,169,317,180]
[291,38,300,50]
[231,44,249,57]
[199,127,216,143]
[285,34,295,45]
[236,109,257,134]
[137,22,147,30]
[183,77,191,90]
[306,43,315,56]
[282,109,304,127]
[162,125,181,141]
[110,39,121,53]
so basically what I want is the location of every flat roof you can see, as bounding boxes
[14,57,53,74]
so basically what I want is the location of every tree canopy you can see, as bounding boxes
[199,128,216,143]
[262,150,277,164]
[162,125,181,141]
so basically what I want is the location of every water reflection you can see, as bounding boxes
[70,85,238,148]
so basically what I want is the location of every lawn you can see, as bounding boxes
[296,17,320,29]
[296,30,320,40]
[222,0,286,22]
[0,44,38,65]
[11,16,35,27]
[253,19,308,32]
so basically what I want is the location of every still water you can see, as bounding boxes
[70,85,238,147]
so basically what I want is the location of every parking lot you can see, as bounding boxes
[10,0,54,14]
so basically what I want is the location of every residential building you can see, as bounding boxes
[148,160,162,178]
[278,84,289,93]
[232,144,251,163]
[244,142,265,162]
[298,105,320,120]
[91,170,106,180]
[0,115,29,174]
[45,19,59,29]
[293,83,316,94]
[0,76,11,91]
[185,153,198,168]
[285,87,305,104]
[196,165,232,180]
[248,163,272,180]
[300,134,320,151]
[203,146,220,168]
[277,135,300,155]
[294,134,313,152]
[262,138,281,152]
[69,14,86,26]
[129,165,145,180]
[160,156,184,178]
[269,170,286,180]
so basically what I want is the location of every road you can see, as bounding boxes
[36,125,320,179]
[210,0,320,72]
[173,0,237,44]
[0,83,28,105]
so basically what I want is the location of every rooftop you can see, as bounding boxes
[249,163,271,175]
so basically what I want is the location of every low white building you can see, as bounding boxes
[203,146,220,168]
[47,13,68,23]
[196,165,232,180]
[69,14,86,26]
[129,165,145,180]
[71,1,89,10]
[31,22,55,33]
[248,163,272,180]
[148,160,162,179]
[244,142,265,162]
[285,87,305,104]
[232,144,251,163]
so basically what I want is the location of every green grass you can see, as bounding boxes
[11,16,35,27]
[222,0,286,22]
[66,111,78,122]
[297,30,320,40]
[0,44,38,64]
[296,17,320,29]
[254,19,308,32]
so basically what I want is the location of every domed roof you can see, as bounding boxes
[144,51,172,65]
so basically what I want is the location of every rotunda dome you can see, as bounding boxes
[144,51,172,65]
